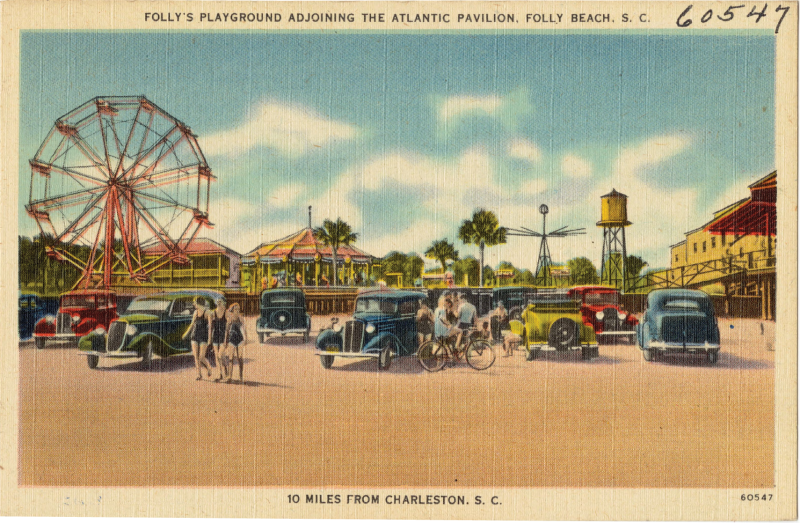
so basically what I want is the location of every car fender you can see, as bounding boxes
[363,331,403,355]
[74,317,97,336]
[315,329,342,351]
[128,332,173,357]
[33,316,56,336]
[79,331,106,352]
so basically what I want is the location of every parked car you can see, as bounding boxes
[33,289,118,349]
[19,293,58,340]
[78,290,224,369]
[568,285,638,343]
[636,289,721,363]
[510,290,599,361]
[315,288,427,370]
[256,289,311,343]
[492,286,539,320]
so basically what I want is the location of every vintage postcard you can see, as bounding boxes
[1,0,796,519]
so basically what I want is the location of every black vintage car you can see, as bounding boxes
[492,286,540,320]
[315,288,427,370]
[256,289,311,343]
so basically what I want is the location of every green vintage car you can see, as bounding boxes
[78,290,224,369]
[510,290,599,361]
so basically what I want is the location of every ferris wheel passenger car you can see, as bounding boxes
[78,290,224,369]
[32,290,118,349]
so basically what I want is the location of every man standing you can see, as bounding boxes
[455,293,477,349]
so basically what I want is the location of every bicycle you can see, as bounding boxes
[417,330,496,371]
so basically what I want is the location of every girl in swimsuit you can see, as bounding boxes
[210,297,228,381]
[225,303,247,383]
[183,296,212,380]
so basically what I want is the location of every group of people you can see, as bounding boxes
[415,295,520,357]
[415,292,489,349]
[183,296,248,382]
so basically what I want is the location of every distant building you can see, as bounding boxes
[137,238,242,289]
[659,171,776,319]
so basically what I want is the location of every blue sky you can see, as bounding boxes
[19,31,775,270]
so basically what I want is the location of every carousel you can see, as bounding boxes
[241,227,376,292]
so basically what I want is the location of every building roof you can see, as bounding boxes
[141,237,241,257]
[704,171,776,237]
[244,227,374,264]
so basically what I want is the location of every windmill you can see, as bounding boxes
[507,204,586,286]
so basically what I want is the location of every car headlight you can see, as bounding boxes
[94,326,106,335]
[595,311,604,320]
[126,324,137,336]
[279,315,286,322]
[365,324,376,334]
[45,315,56,324]
[72,314,81,322]
[333,323,343,333]
[617,312,626,321]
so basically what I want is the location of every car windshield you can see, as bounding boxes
[663,299,702,311]
[584,292,618,305]
[263,293,302,307]
[126,298,171,314]
[61,295,96,308]
[356,298,397,315]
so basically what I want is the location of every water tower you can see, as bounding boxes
[597,189,631,290]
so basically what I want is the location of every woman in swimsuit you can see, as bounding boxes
[225,303,247,383]
[210,297,228,381]
[183,296,213,380]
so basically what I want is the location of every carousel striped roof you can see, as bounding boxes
[244,228,374,264]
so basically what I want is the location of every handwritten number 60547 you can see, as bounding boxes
[677,4,791,33]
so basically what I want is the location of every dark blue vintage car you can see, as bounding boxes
[19,293,58,340]
[256,289,311,343]
[636,289,721,364]
[79,290,224,369]
[315,288,427,370]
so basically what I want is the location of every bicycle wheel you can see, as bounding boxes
[418,340,446,372]
[467,339,496,370]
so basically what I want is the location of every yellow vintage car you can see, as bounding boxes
[509,290,599,361]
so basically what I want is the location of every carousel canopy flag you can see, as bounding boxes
[242,227,375,266]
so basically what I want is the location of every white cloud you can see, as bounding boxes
[613,133,691,181]
[267,182,306,208]
[507,138,541,163]
[560,154,592,178]
[437,95,503,124]
[200,100,358,158]
[519,178,547,195]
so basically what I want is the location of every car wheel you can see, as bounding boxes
[642,349,653,362]
[259,332,266,344]
[320,355,334,369]
[707,351,718,364]
[581,347,592,360]
[87,354,99,369]
[378,342,393,371]
[303,328,309,344]
[526,346,539,361]
[548,318,579,350]
[35,337,45,350]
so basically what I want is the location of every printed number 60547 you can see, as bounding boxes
[741,494,773,501]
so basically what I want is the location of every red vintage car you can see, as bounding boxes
[33,290,118,349]
[568,285,638,343]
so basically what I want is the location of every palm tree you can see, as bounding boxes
[425,239,459,272]
[313,218,358,286]
[458,209,507,287]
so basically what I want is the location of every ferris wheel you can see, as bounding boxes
[26,96,214,289]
